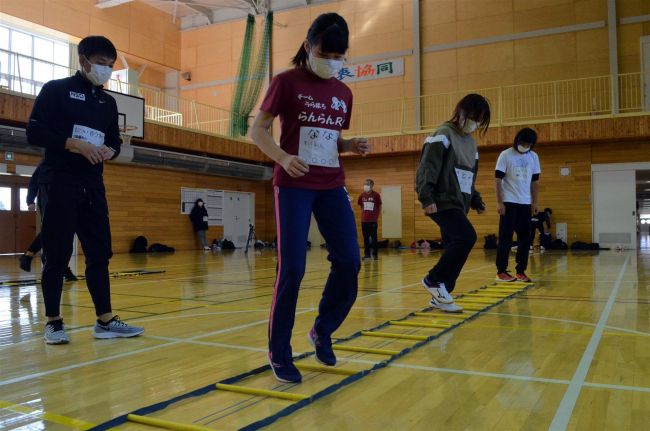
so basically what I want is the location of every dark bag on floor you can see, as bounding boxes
[130,236,148,253]
[570,241,601,250]
[484,234,498,249]
[148,243,175,253]
[548,239,568,250]
[221,239,236,250]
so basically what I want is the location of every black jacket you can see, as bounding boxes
[26,163,41,205]
[189,206,209,231]
[26,71,121,189]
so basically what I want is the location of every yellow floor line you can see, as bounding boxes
[0,400,96,430]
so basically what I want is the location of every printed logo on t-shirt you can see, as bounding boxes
[513,159,530,180]
[298,111,345,127]
[363,201,375,211]
[331,97,348,113]
[69,91,85,101]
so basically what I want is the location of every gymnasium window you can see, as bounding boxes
[0,23,71,96]
[19,188,34,212]
[0,187,11,211]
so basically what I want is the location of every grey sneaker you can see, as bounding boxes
[44,319,69,344]
[93,315,144,339]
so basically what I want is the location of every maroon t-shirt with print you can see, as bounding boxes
[260,67,353,190]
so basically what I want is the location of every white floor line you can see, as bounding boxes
[485,311,650,338]
[584,381,650,394]
[548,253,631,431]
[147,335,268,352]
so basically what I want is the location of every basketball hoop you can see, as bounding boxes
[120,125,138,146]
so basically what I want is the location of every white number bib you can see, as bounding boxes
[298,126,340,168]
[363,202,375,211]
[72,125,105,147]
[454,168,474,194]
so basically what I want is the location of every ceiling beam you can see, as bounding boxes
[177,0,213,22]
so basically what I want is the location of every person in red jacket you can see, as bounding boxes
[358,179,382,260]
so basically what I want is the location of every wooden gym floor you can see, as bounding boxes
[1,243,649,430]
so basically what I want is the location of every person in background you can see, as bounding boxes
[26,35,144,344]
[531,207,552,250]
[495,127,541,282]
[416,93,490,313]
[19,163,77,281]
[189,198,210,251]
[358,179,382,260]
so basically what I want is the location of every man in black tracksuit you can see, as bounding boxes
[19,162,77,281]
[27,35,143,344]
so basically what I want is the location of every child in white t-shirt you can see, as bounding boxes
[494,128,541,282]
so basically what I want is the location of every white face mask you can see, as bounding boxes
[517,145,531,153]
[462,119,478,134]
[83,56,113,86]
[198,202,203,207]
[363,185,371,192]
[308,53,344,79]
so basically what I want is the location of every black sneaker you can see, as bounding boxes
[307,327,336,366]
[268,354,302,383]
[19,254,33,272]
[64,267,78,282]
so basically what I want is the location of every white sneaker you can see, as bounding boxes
[422,277,453,304]
[44,319,69,344]
[429,297,463,313]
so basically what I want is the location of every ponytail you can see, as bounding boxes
[292,43,308,67]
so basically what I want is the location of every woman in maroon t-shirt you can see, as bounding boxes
[251,13,369,383]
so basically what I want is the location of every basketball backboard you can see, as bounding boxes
[105,89,145,139]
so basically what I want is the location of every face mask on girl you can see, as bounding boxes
[83,56,113,86]
[198,202,204,207]
[308,53,344,79]
[363,185,371,192]
[462,119,478,134]
[516,144,531,153]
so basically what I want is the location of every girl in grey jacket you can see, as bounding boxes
[415,94,490,312]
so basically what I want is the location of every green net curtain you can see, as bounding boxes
[229,12,273,137]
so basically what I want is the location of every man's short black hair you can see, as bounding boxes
[78,36,117,60]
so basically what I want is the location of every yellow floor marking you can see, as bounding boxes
[0,400,96,430]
